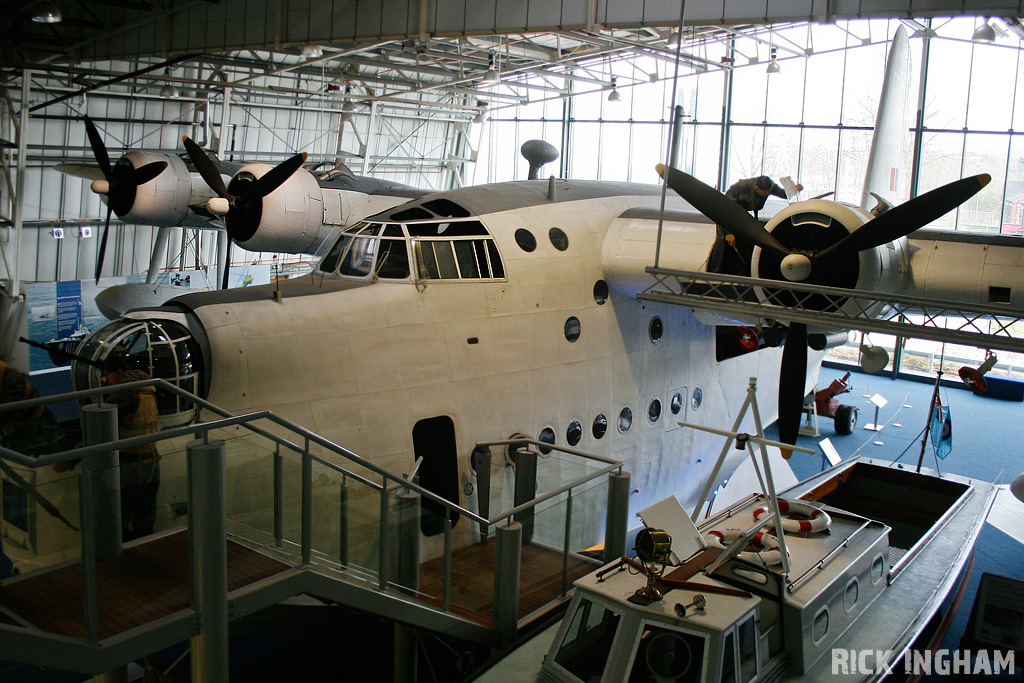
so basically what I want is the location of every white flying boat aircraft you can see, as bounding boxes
[67,28,1015,538]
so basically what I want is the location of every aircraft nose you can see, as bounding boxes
[73,317,206,429]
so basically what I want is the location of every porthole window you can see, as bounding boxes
[567,420,582,447]
[871,555,885,585]
[670,392,683,415]
[592,414,608,439]
[618,407,633,433]
[538,427,555,455]
[514,228,537,252]
[812,608,829,643]
[649,316,663,343]
[549,227,569,251]
[593,280,609,305]
[845,579,859,613]
[691,387,703,410]
[564,316,581,342]
[648,398,662,423]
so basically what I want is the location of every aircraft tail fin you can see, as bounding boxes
[861,26,912,210]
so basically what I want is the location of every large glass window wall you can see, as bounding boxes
[477,15,1024,382]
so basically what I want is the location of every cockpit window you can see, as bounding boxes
[422,198,471,218]
[407,221,489,237]
[339,224,380,277]
[390,206,433,222]
[318,219,503,282]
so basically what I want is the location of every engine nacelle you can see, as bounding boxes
[751,199,908,321]
[114,151,216,228]
[227,163,332,254]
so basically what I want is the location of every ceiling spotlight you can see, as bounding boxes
[972,19,996,43]
[160,68,178,98]
[607,77,622,102]
[473,111,486,123]
[766,47,781,74]
[31,1,61,23]
[341,86,356,121]
[302,45,324,59]
[666,29,682,47]
[483,54,500,83]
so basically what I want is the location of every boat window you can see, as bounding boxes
[627,625,706,683]
[721,631,737,683]
[423,198,471,217]
[812,608,829,644]
[382,224,403,237]
[553,599,621,682]
[592,414,607,439]
[738,616,758,682]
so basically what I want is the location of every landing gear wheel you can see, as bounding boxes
[834,404,857,435]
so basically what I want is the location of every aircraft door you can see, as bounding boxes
[412,416,461,536]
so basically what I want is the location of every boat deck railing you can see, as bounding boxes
[0,379,629,678]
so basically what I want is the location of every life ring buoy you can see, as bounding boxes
[705,528,786,566]
[753,499,831,534]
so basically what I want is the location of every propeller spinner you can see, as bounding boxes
[83,116,168,283]
[657,164,991,456]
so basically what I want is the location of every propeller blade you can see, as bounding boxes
[95,204,113,284]
[245,152,307,201]
[182,136,229,198]
[128,160,168,187]
[221,245,231,290]
[818,174,991,262]
[777,322,808,459]
[657,164,791,260]
[83,116,112,180]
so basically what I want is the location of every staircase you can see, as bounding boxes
[0,379,629,681]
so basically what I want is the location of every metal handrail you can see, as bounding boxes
[0,378,623,634]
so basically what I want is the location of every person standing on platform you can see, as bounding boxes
[725,175,794,217]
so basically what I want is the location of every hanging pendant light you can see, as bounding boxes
[972,18,996,43]
[607,77,621,102]
[766,47,781,74]
[483,54,500,83]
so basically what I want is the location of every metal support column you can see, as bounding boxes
[513,446,537,544]
[394,488,421,594]
[493,522,522,647]
[603,471,631,562]
[188,438,229,683]
[81,403,122,559]
[471,445,491,543]
[338,478,349,566]
[393,623,418,683]
[86,398,127,683]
